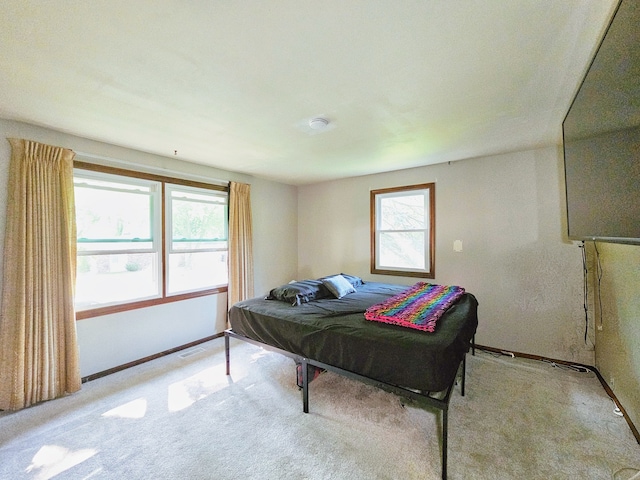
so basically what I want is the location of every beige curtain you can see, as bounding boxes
[228,181,254,310]
[0,139,80,410]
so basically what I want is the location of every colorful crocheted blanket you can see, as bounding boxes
[364,282,465,332]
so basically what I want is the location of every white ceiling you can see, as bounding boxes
[0,1,617,185]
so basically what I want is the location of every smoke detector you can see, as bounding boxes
[309,117,329,130]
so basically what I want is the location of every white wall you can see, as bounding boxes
[0,118,298,377]
[299,146,594,364]
[251,179,298,297]
[75,294,228,376]
[592,242,640,432]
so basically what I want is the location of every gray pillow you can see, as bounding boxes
[266,279,330,306]
[340,273,364,287]
[321,274,356,299]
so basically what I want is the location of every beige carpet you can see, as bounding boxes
[0,338,638,479]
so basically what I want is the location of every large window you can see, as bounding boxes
[370,183,435,278]
[74,163,228,318]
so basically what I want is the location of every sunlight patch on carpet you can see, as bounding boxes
[26,445,97,480]
[250,348,272,363]
[167,363,240,412]
[102,398,148,419]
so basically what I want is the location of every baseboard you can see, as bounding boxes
[81,333,224,383]
[475,344,640,445]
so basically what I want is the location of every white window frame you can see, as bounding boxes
[74,170,163,309]
[370,183,435,278]
[165,183,229,295]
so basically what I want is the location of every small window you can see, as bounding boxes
[371,183,435,278]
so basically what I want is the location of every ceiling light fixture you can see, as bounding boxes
[309,117,329,130]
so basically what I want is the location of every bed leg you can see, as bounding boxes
[225,332,230,376]
[302,359,309,413]
[461,353,466,397]
[442,407,448,480]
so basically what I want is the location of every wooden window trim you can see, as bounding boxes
[74,161,228,192]
[370,182,436,279]
[75,286,228,320]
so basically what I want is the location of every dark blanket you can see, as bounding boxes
[228,282,478,392]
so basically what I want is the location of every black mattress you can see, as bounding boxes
[228,281,478,392]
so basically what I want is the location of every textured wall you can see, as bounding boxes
[593,242,640,433]
[298,146,593,364]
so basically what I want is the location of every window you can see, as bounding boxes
[166,184,228,294]
[370,183,435,278]
[74,163,228,318]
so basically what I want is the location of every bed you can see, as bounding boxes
[226,275,478,479]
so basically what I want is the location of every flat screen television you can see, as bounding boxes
[562,0,640,245]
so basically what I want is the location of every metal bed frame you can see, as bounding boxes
[225,329,474,480]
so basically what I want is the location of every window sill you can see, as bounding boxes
[75,286,228,320]
[371,268,435,279]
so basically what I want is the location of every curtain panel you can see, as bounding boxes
[228,182,254,310]
[0,139,81,410]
